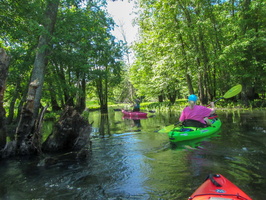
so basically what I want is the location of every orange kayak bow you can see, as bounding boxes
[188,174,252,200]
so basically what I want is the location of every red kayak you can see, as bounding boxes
[122,115,147,120]
[122,110,148,118]
[188,174,252,200]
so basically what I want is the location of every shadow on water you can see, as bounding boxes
[1,109,266,199]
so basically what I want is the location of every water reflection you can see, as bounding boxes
[170,131,221,150]
[99,113,110,137]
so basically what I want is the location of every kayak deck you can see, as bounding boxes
[188,174,252,200]
[122,115,147,120]
[122,110,148,117]
[168,118,222,142]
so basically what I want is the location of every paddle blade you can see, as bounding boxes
[223,84,242,99]
[158,124,175,133]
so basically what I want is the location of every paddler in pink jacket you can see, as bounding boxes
[179,94,216,125]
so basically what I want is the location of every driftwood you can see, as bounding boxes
[0,48,10,149]
[42,106,91,153]
[1,105,91,159]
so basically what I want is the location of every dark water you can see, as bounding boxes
[1,109,266,200]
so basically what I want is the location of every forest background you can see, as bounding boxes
[0,0,265,156]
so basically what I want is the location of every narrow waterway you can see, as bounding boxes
[0,109,266,199]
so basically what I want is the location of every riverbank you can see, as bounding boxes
[87,99,266,112]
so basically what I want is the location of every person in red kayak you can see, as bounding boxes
[179,94,216,126]
[132,99,140,112]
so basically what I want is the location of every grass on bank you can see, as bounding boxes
[44,99,265,121]
[86,99,254,112]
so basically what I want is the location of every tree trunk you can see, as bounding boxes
[76,78,86,113]
[7,82,21,124]
[15,0,60,155]
[15,86,28,123]
[167,89,177,104]
[178,34,194,95]
[50,90,61,111]
[103,72,108,113]
[48,81,61,111]
[0,48,10,149]
[15,80,40,155]
[158,95,164,102]
[186,74,194,95]
[31,0,60,118]
[95,74,108,114]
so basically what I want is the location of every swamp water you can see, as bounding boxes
[0,109,266,199]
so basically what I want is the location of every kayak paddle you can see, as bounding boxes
[213,84,242,104]
[158,124,175,133]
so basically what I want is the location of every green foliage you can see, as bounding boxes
[2,0,126,122]
[132,0,266,105]
[2,0,266,122]
[141,100,187,111]
[86,100,99,107]
[44,111,61,121]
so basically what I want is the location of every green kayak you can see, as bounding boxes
[168,118,222,142]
